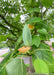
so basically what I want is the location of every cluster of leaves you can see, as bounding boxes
[0,0,54,75]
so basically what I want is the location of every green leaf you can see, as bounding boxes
[1,52,11,65]
[5,58,27,75]
[14,13,22,21]
[41,0,53,8]
[39,43,51,50]
[48,58,54,75]
[15,35,22,51]
[0,52,11,75]
[0,34,9,42]
[35,50,53,63]
[0,65,5,75]
[26,17,42,24]
[28,7,40,13]
[52,42,54,48]
[34,59,49,75]
[32,35,41,47]
[37,28,48,35]
[48,64,54,73]
[22,24,32,46]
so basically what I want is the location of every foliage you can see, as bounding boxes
[5,58,27,75]
[0,0,54,75]
[52,42,54,48]
[0,42,7,48]
[22,24,32,46]
[32,35,41,47]
[34,59,49,75]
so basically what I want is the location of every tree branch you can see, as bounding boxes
[40,0,43,19]
[7,37,17,41]
[0,14,19,30]
[44,15,53,21]
[43,8,47,16]
[0,23,16,36]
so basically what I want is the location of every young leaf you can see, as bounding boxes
[26,17,42,24]
[28,7,40,13]
[5,58,27,75]
[22,24,32,46]
[32,35,41,47]
[37,28,48,35]
[34,59,49,75]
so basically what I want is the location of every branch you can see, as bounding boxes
[44,15,53,21]
[0,14,19,30]
[43,5,52,16]
[40,0,43,19]
[7,37,17,41]
[0,23,16,36]
[43,8,47,16]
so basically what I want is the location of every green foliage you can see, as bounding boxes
[15,35,22,51]
[14,13,22,21]
[32,43,53,63]
[52,42,54,48]
[0,0,54,74]
[22,24,32,46]
[0,52,11,66]
[41,0,53,8]
[37,28,48,35]
[0,65,5,75]
[34,59,49,75]
[0,0,20,14]
[0,52,9,57]
[32,35,41,47]
[5,58,27,75]
[28,7,40,13]
[0,43,7,48]
[26,17,42,24]
[0,52,11,75]
[0,34,9,42]
[39,43,51,49]
[34,50,53,63]
[48,64,54,74]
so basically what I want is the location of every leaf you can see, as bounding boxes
[22,24,32,46]
[28,7,40,13]
[1,52,11,65]
[34,59,49,75]
[0,34,9,42]
[26,17,42,24]
[35,22,50,30]
[39,43,51,50]
[0,65,5,75]
[41,0,53,8]
[5,58,27,75]
[48,64,54,73]
[37,28,48,35]
[52,42,54,48]
[34,43,53,63]
[48,58,54,75]
[14,13,22,21]
[15,35,22,51]
[35,50,53,63]
[32,35,41,47]
[0,52,11,75]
